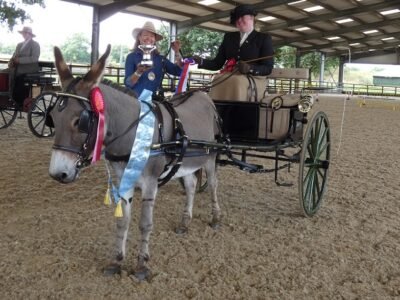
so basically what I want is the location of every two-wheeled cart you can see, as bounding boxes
[0,70,58,137]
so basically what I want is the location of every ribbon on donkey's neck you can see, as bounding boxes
[104,89,155,217]
[90,87,106,164]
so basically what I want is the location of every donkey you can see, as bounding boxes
[48,45,221,280]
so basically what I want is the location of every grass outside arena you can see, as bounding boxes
[1,93,400,299]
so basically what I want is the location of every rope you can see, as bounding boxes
[336,94,348,156]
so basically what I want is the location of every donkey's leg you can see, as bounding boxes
[103,192,133,276]
[205,157,221,229]
[133,177,158,281]
[104,162,133,276]
[175,172,198,235]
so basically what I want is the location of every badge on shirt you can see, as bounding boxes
[148,71,155,81]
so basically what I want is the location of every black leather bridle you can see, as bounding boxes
[46,78,98,169]
[46,78,153,169]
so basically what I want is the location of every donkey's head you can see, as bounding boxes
[48,45,111,183]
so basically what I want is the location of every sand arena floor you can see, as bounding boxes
[1,95,400,299]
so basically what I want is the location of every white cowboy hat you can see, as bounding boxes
[18,26,36,37]
[132,21,163,41]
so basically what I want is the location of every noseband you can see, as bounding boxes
[46,78,98,169]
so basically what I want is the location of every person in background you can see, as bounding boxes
[193,4,274,76]
[124,21,183,98]
[7,26,40,109]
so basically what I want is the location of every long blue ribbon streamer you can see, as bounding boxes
[117,89,155,201]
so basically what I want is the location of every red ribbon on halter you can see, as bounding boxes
[90,87,105,164]
[220,58,237,73]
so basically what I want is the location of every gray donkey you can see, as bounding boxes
[48,45,221,280]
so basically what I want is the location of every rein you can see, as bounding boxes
[179,54,275,94]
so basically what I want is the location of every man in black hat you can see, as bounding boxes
[193,4,274,76]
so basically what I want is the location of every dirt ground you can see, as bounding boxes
[1,95,400,299]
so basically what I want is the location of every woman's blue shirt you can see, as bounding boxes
[124,49,182,96]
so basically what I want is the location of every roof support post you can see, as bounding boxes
[169,22,177,63]
[338,56,345,89]
[319,52,325,88]
[295,50,301,91]
[91,5,100,64]
[168,21,177,91]
[295,51,301,68]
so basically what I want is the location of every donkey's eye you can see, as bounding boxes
[72,117,80,128]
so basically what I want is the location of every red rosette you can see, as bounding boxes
[90,87,105,115]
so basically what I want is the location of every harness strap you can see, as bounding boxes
[153,101,164,143]
[156,100,188,187]
[52,144,81,154]
[104,94,201,187]
[246,74,258,102]
[249,75,258,102]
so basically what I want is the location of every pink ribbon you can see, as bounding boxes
[175,58,196,94]
[90,87,105,164]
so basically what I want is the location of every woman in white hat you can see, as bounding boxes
[124,21,183,98]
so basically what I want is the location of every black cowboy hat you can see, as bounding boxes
[230,4,258,25]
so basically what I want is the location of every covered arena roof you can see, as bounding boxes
[62,0,400,61]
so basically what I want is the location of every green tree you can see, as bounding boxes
[0,42,16,56]
[0,0,45,30]
[275,46,296,68]
[60,33,91,64]
[275,46,340,81]
[300,52,339,79]
[109,44,130,67]
[158,26,223,58]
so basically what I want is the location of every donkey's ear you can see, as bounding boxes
[54,46,73,88]
[82,44,111,88]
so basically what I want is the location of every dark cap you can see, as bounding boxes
[230,4,257,25]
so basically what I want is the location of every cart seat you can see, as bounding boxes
[209,73,267,102]
[24,72,56,85]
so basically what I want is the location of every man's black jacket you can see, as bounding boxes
[200,30,274,76]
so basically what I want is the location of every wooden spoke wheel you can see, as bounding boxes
[298,111,330,217]
[27,93,56,138]
[0,97,18,129]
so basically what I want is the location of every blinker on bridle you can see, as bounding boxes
[46,92,95,134]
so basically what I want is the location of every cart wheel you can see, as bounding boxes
[299,111,330,217]
[0,107,18,129]
[27,93,56,138]
[0,96,18,129]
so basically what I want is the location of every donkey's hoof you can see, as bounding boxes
[209,221,221,230]
[175,226,188,235]
[133,266,151,281]
[103,263,121,276]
